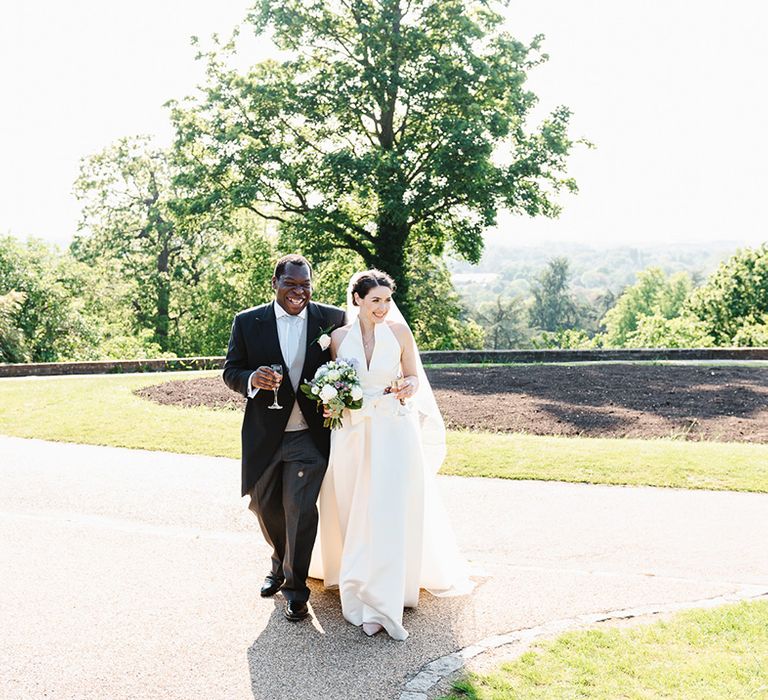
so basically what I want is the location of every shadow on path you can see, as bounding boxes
[247,580,473,700]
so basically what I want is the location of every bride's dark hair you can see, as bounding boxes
[350,269,396,305]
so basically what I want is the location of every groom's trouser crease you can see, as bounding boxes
[249,429,326,603]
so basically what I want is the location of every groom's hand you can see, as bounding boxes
[251,366,282,391]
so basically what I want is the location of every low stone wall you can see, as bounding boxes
[0,357,224,378]
[420,347,768,364]
[1,347,767,378]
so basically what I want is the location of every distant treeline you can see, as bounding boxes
[457,241,768,349]
[2,230,767,363]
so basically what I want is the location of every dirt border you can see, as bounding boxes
[134,363,768,443]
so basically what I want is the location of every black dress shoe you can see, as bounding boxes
[284,600,309,621]
[260,575,284,598]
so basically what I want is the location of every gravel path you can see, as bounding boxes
[2,436,767,699]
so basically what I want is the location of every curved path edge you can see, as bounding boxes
[399,585,768,700]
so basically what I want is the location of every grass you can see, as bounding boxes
[1,371,768,492]
[0,371,241,458]
[444,431,768,492]
[441,599,768,700]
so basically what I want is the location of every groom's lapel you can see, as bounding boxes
[301,302,323,381]
[261,302,288,369]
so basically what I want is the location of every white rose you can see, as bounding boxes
[350,385,363,401]
[327,370,340,380]
[319,384,338,402]
[311,385,320,395]
[317,333,331,350]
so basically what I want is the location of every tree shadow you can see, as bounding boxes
[429,364,768,439]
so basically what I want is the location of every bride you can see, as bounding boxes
[310,269,473,640]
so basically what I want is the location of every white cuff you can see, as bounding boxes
[247,372,259,398]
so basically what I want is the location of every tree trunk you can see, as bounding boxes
[373,218,412,323]
[370,1,412,320]
[154,235,171,349]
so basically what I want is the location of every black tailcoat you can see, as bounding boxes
[223,301,346,496]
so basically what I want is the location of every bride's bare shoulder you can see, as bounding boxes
[385,320,412,342]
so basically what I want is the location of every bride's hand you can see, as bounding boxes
[395,377,418,401]
[322,405,333,418]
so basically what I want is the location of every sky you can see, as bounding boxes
[1,1,767,250]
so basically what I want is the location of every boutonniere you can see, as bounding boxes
[313,324,334,351]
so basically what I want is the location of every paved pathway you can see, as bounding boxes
[1,436,767,699]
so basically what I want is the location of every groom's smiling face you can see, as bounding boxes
[273,262,312,315]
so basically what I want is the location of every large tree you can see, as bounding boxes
[73,136,226,350]
[171,0,580,321]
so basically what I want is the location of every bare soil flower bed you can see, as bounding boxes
[135,364,768,443]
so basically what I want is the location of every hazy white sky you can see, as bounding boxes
[1,1,767,249]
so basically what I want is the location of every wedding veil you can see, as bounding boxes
[345,272,447,475]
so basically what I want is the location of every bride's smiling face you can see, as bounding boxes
[354,285,393,324]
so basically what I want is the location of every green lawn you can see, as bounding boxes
[442,600,768,700]
[1,371,767,492]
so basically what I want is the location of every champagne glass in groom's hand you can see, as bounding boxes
[268,364,284,410]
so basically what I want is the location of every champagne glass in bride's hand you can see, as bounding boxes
[387,375,409,415]
[268,364,283,410]
[389,375,406,404]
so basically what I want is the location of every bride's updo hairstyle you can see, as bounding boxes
[349,269,396,305]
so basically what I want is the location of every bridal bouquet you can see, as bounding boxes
[300,359,364,429]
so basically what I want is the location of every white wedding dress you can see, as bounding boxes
[309,318,473,640]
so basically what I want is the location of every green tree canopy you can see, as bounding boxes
[528,256,578,332]
[687,244,768,345]
[171,0,580,321]
[404,248,484,349]
[601,267,695,347]
[175,214,277,356]
[0,235,172,362]
[474,295,527,349]
[0,236,92,362]
[73,136,227,351]
[0,290,29,362]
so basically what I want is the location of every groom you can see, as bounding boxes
[223,254,346,621]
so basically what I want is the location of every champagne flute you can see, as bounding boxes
[389,374,408,414]
[268,364,284,410]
